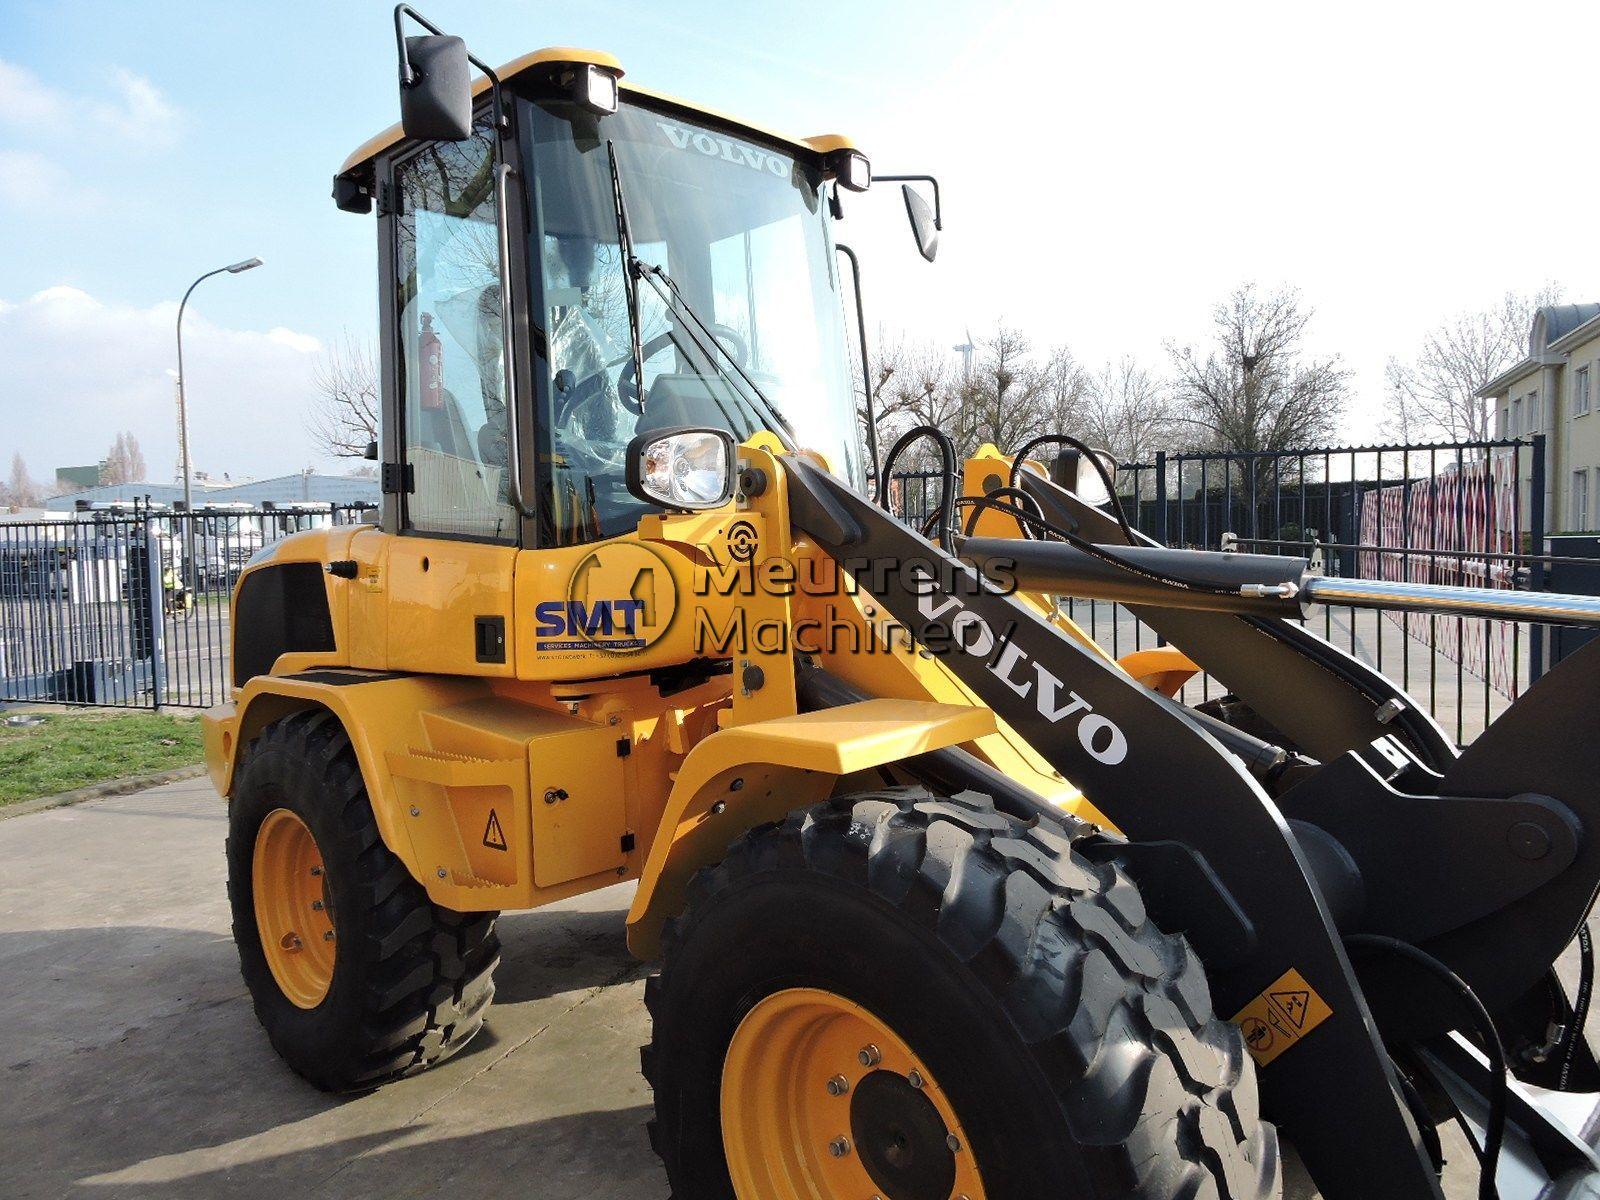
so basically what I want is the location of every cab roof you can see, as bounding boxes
[337,46,856,179]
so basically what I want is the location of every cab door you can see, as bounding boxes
[381,117,520,676]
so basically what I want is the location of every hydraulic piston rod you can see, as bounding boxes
[963,536,1600,628]
[1302,575,1600,626]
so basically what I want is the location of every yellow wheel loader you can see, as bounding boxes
[206,9,1600,1197]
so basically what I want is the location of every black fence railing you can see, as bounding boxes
[0,501,372,709]
[6,439,1591,745]
[889,436,1589,746]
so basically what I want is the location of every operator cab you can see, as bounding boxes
[334,44,872,549]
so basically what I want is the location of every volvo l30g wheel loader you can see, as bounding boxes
[204,10,1600,1197]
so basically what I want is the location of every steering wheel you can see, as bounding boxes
[614,330,678,413]
[615,322,751,408]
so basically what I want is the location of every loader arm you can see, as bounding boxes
[783,453,1447,1198]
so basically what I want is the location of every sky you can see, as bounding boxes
[3,0,1599,485]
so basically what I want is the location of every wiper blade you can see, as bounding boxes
[604,142,797,446]
[604,140,647,413]
[632,261,798,445]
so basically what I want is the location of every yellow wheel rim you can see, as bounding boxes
[721,987,987,1200]
[252,808,336,1009]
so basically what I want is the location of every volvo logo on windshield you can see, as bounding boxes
[657,120,789,178]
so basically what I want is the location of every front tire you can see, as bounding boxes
[642,786,1279,1199]
[227,710,500,1091]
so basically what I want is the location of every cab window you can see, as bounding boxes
[393,122,517,539]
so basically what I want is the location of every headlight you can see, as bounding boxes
[625,427,737,510]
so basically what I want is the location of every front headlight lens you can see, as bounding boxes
[635,429,734,509]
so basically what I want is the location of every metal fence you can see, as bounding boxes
[0,502,371,710]
[7,441,1597,742]
[892,435,1600,745]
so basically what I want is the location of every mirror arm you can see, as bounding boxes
[834,243,879,484]
[875,174,942,229]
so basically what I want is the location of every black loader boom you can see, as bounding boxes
[786,449,1600,1200]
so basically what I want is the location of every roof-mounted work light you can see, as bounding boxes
[572,62,619,114]
[827,148,872,193]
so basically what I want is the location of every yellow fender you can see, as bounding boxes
[1117,647,1201,698]
[625,699,996,958]
[203,672,509,910]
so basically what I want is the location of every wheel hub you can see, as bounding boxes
[252,808,336,1008]
[850,1070,957,1200]
[719,987,985,1200]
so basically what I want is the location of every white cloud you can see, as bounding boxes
[100,68,184,147]
[0,60,66,127]
[0,59,183,147]
[0,286,325,483]
[267,327,322,354]
[0,150,64,205]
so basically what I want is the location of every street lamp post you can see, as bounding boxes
[175,257,262,587]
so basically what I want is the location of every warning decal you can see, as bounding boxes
[482,809,508,852]
[1230,969,1332,1067]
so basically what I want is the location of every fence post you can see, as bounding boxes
[1154,451,1169,545]
[1530,433,1548,682]
[144,528,165,709]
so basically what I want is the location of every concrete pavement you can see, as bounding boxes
[0,777,666,1199]
[0,775,1570,1198]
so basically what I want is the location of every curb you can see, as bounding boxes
[0,764,209,821]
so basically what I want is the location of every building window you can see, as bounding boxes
[1578,366,1592,417]
[1511,398,1522,436]
[1574,469,1590,531]
[1528,389,1541,431]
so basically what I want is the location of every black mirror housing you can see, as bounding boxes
[400,34,473,141]
[902,184,939,262]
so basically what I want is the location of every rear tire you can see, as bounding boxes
[642,786,1280,1199]
[227,709,500,1091]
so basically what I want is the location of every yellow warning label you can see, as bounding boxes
[1230,969,1333,1066]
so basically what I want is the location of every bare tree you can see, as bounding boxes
[3,453,41,508]
[865,330,962,472]
[1382,286,1564,442]
[1082,358,1174,464]
[101,431,147,485]
[1168,284,1349,455]
[1035,345,1093,441]
[308,334,380,458]
[960,325,1058,455]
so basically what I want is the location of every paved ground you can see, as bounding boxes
[0,776,1575,1198]
[0,777,665,1199]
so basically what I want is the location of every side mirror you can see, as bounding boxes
[902,184,939,262]
[399,34,473,141]
[625,427,736,511]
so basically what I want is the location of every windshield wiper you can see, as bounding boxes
[603,143,798,445]
[604,140,648,412]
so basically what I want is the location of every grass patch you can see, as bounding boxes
[0,711,203,806]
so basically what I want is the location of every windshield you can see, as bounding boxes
[522,96,861,543]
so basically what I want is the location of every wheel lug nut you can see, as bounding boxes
[310,866,322,877]
[858,1044,881,1067]
[323,929,335,941]
[312,899,325,911]
[828,1136,850,1158]
[946,1133,962,1153]
[907,1069,924,1089]
[826,1075,849,1096]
